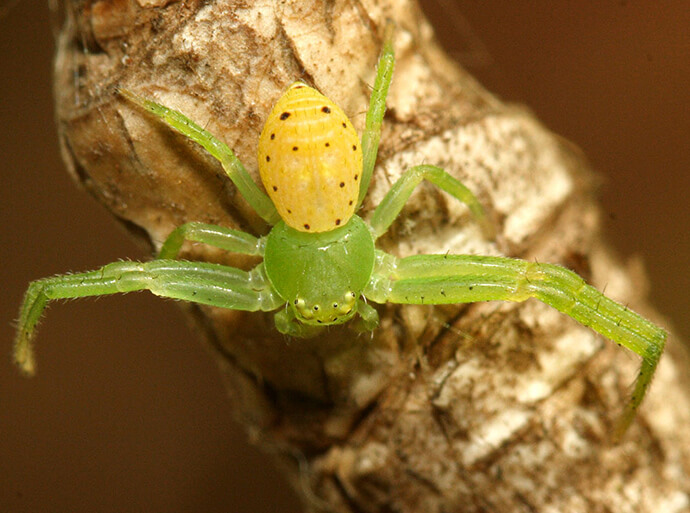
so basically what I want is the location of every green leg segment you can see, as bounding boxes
[119,88,280,225]
[345,300,381,334]
[369,165,495,240]
[366,253,666,437]
[158,222,264,259]
[14,260,282,375]
[358,21,395,208]
[357,300,380,331]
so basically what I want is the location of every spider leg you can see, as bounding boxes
[359,21,395,207]
[357,300,380,330]
[370,164,494,239]
[366,252,666,438]
[14,260,282,376]
[344,300,381,334]
[118,88,280,225]
[158,222,264,259]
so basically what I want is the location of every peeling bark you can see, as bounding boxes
[53,1,690,511]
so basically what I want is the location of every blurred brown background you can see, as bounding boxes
[1,2,687,512]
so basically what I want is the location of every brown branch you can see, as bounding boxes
[54,0,690,511]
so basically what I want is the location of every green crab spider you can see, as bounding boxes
[14,26,665,439]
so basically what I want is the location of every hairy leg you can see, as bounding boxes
[119,89,280,224]
[15,260,282,375]
[358,21,395,207]
[366,253,666,437]
[370,165,494,239]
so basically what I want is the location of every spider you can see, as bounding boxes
[14,25,665,439]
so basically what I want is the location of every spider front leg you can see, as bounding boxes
[365,253,666,438]
[14,260,283,375]
[358,21,395,207]
[370,164,495,239]
[118,89,280,225]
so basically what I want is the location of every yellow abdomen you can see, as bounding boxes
[258,83,362,232]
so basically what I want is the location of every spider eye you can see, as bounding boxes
[294,297,314,320]
[334,291,357,315]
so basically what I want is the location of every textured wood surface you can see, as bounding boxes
[50,1,690,511]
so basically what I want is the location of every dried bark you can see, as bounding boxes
[53,0,690,512]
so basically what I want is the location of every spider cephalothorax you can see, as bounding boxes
[263,215,374,327]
